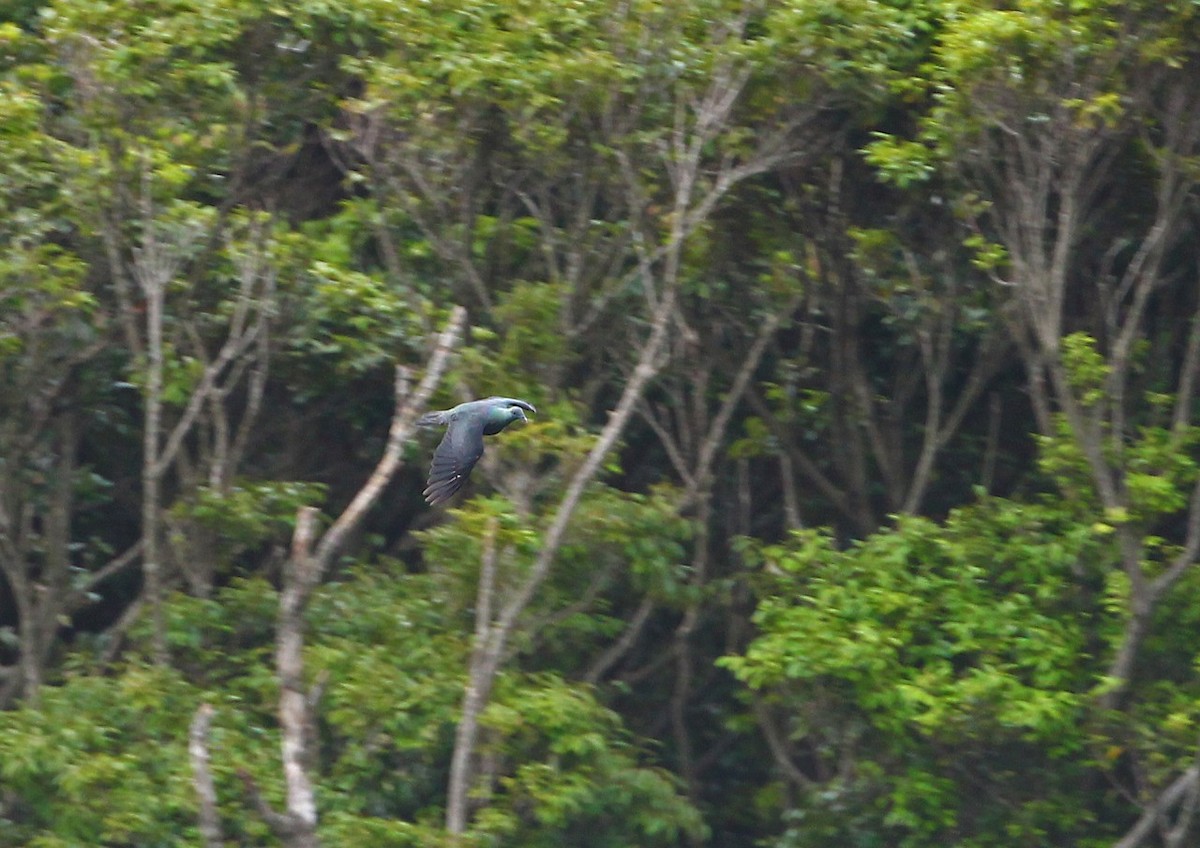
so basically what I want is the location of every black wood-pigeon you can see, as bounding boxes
[417,396,536,505]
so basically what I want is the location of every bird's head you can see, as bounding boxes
[482,397,536,434]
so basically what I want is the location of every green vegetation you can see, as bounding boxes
[2,0,1200,846]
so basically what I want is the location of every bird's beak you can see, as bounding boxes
[516,409,529,423]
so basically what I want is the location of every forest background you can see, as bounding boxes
[2,0,1200,846]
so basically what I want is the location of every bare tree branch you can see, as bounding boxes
[752,694,814,790]
[1114,766,1200,848]
[238,768,303,840]
[584,597,656,685]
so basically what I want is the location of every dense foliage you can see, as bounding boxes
[2,1,1200,846]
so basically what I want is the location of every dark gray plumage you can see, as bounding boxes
[417,397,536,505]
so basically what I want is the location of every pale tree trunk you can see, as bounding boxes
[141,263,168,663]
[129,161,199,663]
[273,506,321,848]
[189,703,223,848]
[445,517,499,833]
[445,284,679,837]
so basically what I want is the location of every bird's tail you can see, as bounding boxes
[416,410,448,428]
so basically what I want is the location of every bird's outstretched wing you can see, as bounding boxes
[423,414,486,505]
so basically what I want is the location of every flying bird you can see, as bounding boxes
[417,396,536,505]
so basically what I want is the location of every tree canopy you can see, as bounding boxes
[2,1,1200,846]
